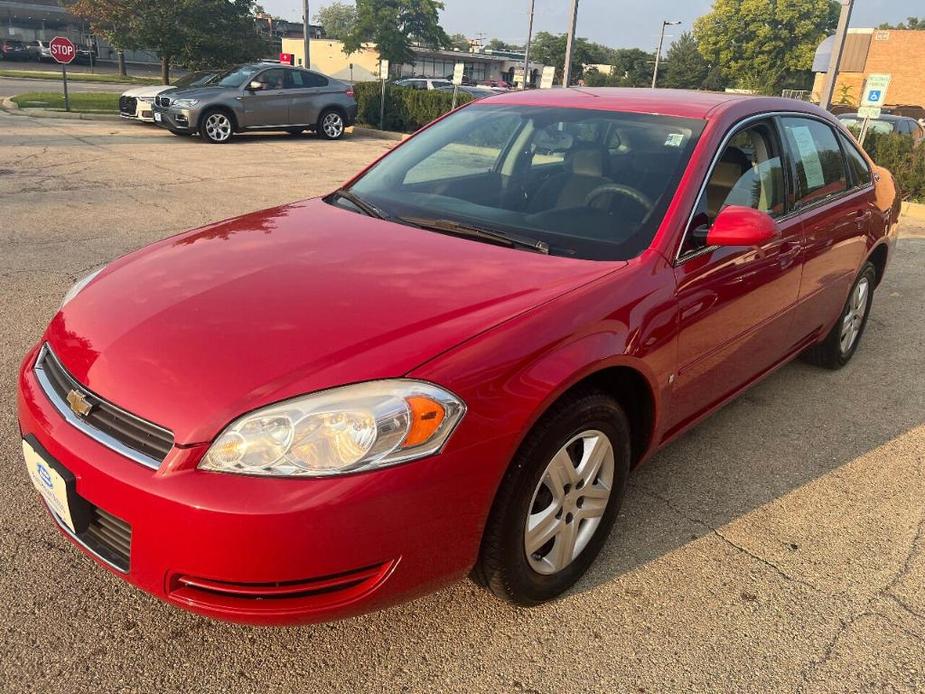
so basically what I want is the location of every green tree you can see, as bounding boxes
[662,32,709,89]
[486,38,521,52]
[314,2,358,41]
[878,17,925,30]
[530,32,622,84]
[448,33,470,51]
[694,0,840,93]
[68,0,268,83]
[343,0,450,66]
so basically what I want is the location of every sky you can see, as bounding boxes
[263,0,918,51]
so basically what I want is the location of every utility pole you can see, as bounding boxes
[820,0,855,109]
[562,0,580,87]
[651,20,681,89]
[522,0,535,90]
[302,0,311,69]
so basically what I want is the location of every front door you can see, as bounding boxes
[666,118,804,435]
[240,68,291,127]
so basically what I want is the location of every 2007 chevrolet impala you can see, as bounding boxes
[18,89,900,625]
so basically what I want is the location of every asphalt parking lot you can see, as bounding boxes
[1,110,924,693]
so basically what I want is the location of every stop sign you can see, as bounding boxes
[50,36,76,65]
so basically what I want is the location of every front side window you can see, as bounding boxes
[681,121,786,256]
[215,65,263,88]
[343,105,705,261]
[780,117,848,207]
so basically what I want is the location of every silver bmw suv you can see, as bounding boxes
[153,62,358,144]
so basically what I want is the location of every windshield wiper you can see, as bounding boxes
[398,216,550,255]
[330,189,390,220]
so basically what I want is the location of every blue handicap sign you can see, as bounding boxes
[868,89,882,103]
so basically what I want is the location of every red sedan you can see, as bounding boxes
[19,89,900,625]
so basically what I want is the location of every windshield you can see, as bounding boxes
[215,65,263,88]
[345,105,704,260]
[175,70,218,88]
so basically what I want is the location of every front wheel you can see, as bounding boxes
[473,390,631,605]
[802,262,876,369]
[317,109,345,140]
[199,110,234,144]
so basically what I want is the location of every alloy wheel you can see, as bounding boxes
[322,112,344,139]
[205,113,232,142]
[525,430,615,575]
[839,276,869,355]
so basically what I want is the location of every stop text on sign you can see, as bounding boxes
[50,36,76,65]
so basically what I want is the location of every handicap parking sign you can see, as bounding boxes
[868,90,881,103]
[862,74,891,107]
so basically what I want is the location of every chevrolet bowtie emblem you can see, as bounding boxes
[66,389,93,418]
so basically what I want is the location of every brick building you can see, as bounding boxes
[812,29,925,109]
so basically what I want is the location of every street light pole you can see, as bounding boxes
[820,0,855,110]
[562,0,580,87]
[522,0,535,90]
[651,20,681,89]
[302,0,311,69]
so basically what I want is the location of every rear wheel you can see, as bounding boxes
[199,110,234,144]
[802,262,876,369]
[317,109,345,140]
[473,390,630,605]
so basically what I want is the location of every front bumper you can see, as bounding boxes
[120,99,155,123]
[17,343,504,625]
[153,105,199,133]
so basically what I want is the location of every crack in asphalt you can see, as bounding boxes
[796,506,925,690]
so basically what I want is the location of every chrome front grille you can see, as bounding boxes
[119,96,137,114]
[34,344,174,469]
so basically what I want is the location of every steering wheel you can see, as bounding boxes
[585,184,654,213]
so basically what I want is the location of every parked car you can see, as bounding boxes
[838,113,925,145]
[1,39,29,61]
[478,79,512,91]
[19,89,900,625]
[26,40,52,62]
[393,77,454,91]
[435,84,497,100]
[152,62,356,143]
[120,70,220,123]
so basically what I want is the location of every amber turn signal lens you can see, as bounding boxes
[403,396,447,447]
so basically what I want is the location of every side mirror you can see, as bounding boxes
[705,205,779,247]
[247,80,265,91]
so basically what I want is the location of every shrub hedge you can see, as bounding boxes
[850,129,925,203]
[353,81,473,134]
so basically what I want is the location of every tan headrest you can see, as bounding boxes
[569,148,604,177]
[711,161,744,189]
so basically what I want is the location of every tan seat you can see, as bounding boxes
[531,147,611,212]
[706,147,750,219]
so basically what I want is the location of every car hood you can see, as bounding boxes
[121,85,170,98]
[46,198,621,444]
[164,85,231,101]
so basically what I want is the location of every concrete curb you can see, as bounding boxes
[0,72,152,87]
[351,126,410,141]
[0,97,122,122]
[901,201,925,222]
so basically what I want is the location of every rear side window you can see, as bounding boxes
[838,132,873,187]
[780,117,848,207]
[288,70,329,88]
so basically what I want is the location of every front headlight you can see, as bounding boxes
[199,380,466,477]
[60,267,103,308]
[171,98,199,108]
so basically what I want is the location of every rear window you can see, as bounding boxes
[780,117,848,207]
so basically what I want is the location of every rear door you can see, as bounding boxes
[779,116,872,342]
[287,70,333,126]
[240,68,291,127]
[667,117,804,433]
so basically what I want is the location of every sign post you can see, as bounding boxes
[379,59,389,130]
[858,73,891,146]
[49,36,76,112]
[451,62,465,110]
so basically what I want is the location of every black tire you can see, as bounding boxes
[317,108,346,140]
[198,109,235,144]
[801,262,876,370]
[286,127,304,136]
[473,389,631,605]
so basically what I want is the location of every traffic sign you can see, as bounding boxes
[540,65,556,89]
[49,36,76,65]
[452,62,465,86]
[857,105,881,119]
[861,74,891,107]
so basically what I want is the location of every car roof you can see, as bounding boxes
[839,113,909,122]
[481,87,834,121]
